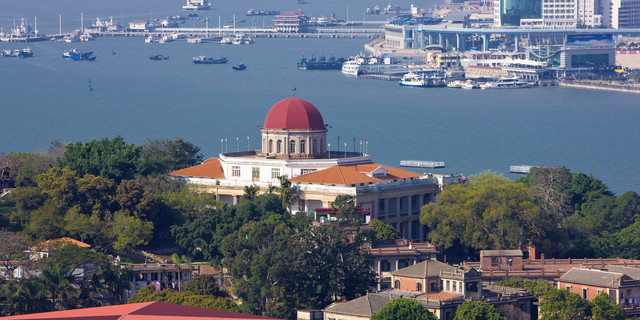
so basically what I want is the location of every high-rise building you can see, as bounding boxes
[493,0,543,26]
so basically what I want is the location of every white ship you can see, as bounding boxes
[399,72,427,87]
[183,0,211,10]
[481,77,536,89]
[231,33,253,45]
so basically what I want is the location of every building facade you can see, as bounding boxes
[170,97,459,241]
[273,10,310,32]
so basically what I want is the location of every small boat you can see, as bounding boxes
[461,80,480,89]
[62,49,96,61]
[232,63,246,70]
[399,72,446,88]
[183,0,210,10]
[2,48,32,58]
[192,56,228,64]
[149,54,169,60]
[446,80,462,88]
[232,33,253,45]
[88,80,93,91]
[220,36,233,44]
[145,35,159,43]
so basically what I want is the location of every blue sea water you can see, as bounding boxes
[1,1,639,195]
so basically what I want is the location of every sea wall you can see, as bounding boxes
[558,81,640,94]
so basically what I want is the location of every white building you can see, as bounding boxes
[170,97,463,241]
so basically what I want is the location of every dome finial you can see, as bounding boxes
[292,75,297,97]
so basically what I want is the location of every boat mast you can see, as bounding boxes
[59,14,62,35]
[34,16,38,35]
[81,12,84,32]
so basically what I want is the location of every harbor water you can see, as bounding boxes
[1,1,639,195]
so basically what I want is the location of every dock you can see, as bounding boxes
[400,160,445,168]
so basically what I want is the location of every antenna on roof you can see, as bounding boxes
[292,74,297,97]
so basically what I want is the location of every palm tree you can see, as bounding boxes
[41,262,79,311]
[99,265,133,305]
[277,175,299,212]
[181,255,195,282]
[243,185,260,200]
[171,253,182,291]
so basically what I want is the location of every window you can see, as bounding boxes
[290,140,295,153]
[301,169,316,175]
[300,140,306,153]
[252,167,260,181]
[277,140,282,153]
[446,280,450,291]
[452,281,457,292]
[232,166,240,177]
[417,282,422,292]
[271,168,280,179]
[431,282,437,292]
[566,286,572,292]
[394,280,401,289]
[312,139,317,153]
[269,140,273,153]
[491,257,499,267]
[583,288,588,299]
[507,258,513,266]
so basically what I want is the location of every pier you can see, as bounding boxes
[400,160,445,169]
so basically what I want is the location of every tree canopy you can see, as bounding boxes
[454,301,506,320]
[371,298,436,320]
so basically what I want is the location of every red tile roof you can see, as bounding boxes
[1,302,282,320]
[169,158,225,179]
[30,237,91,251]
[290,163,421,185]
[263,97,324,130]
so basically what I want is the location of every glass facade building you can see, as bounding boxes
[499,0,542,26]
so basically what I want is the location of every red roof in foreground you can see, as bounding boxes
[168,158,225,179]
[1,301,283,320]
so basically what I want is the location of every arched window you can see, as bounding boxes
[320,139,323,152]
[290,140,296,154]
[394,280,401,289]
[312,140,317,153]
[277,140,282,153]
[300,140,306,154]
[268,140,273,153]
[417,282,423,292]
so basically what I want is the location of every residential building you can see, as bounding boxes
[169,97,461,241]
[368,239,439,289]
[480,250,524,271]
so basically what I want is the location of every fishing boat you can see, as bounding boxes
[192,56,228,64]
[232,63,246,70]
[297,53,345,70]
[2,48,33,57]
[62,49,96,61]
[149,54,169,60]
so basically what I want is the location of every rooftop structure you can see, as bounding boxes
[273,10,310,33]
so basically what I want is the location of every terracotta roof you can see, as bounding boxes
[30,238,91,251]
[290,163,421,185]
[169,158,225,179]
[263,97,324,130]
[558,268,627,288]
[422,292,464,301]
[324,294,392,316]
[1,301,282,320]
[391,260,457,279]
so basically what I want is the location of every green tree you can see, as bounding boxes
[171,253,183,291]
[128,284,240,313]
[370,219,401,241]
[0,277,50,316]
[539,288,592,320]
[495,278,553,298]
[59,136,140,182]
[454,301,506,320]
[420,172,540,250]
[371,298,436,320]
[108,211,154,251]
[40,262,80,311]
[181,274,225,297]
[138,137,203,176]
[591,291,627,320]
[276,175,298,212]
[0,231,30,281]
[243,185,260,200]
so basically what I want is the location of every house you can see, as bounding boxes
[169,97,461,241]
[0,301,283,320]
[368,239,438,289]
[479,249,523,271]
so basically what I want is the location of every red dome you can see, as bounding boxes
[263,97,325,130]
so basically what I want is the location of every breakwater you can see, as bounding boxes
[559,80,640,94]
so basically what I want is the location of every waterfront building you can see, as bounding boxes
[128,20,148,31]
[169,97,462,241]
[273,10,310,33]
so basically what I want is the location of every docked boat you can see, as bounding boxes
[149,54,169,60]
[145,35,160,43]
[246,9,280,16]
[219,36,233,44]
[446,80,462,88]
[183,0,210,10]
[232,63,246,70]
[399,72,446,88]
[192,56,228,64]
[297,53,345,70]
[461,80,480,89]
[232,33,253,45]
[2,48,32,57]
[481,77,536,89]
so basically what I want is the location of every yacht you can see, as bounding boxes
[220,35,233,44]
[481,77,536,89]
[399,72,427,87]
[461,80,480,89]
[232,33,253,45]
[183,0,211,10]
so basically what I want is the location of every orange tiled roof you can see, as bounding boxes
[423,292,463,301]
[290,163,421,185]
[168,158,225,179]
[30,237,91,251]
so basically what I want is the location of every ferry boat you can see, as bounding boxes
[399,72,446,88]
[2,48,32,57]
[481,77,536,89]
[183,0,211,10]
[232,33,253,45]
[192,56,228,64]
